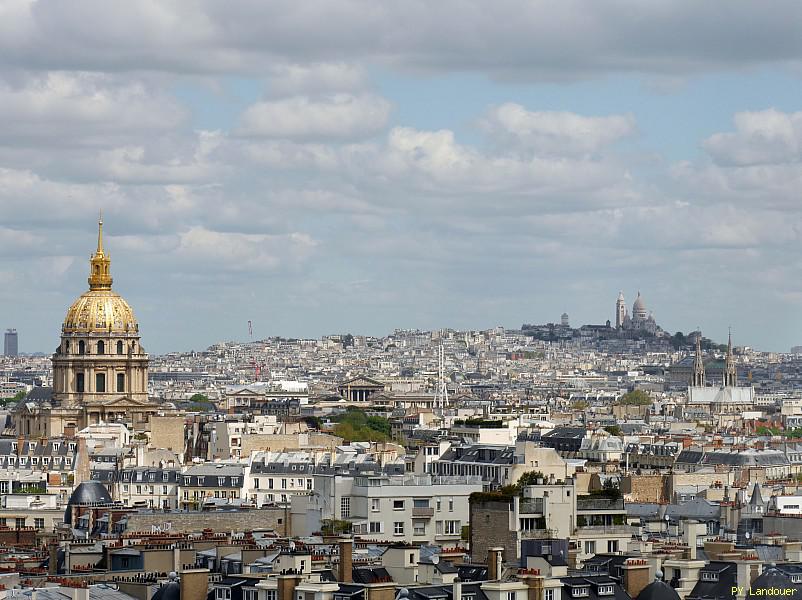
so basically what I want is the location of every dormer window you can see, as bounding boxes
[791,575,802,584]
[701,572,719,582]
[598,586,615,596]
[572,588,590,598]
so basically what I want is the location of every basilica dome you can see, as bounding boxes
[62,217,139,335]
[632,291,648,318]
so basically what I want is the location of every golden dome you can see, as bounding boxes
[62,216,139,335]
[63,289,138,334]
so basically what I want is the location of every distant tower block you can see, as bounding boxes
[561,313,570,327]
[3,329,18,357]
[615,291,626,329]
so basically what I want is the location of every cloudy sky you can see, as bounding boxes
[2,1,802,354]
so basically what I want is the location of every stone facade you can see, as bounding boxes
[125,508,291,535]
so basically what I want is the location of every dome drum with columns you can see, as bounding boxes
[14,218,157,437]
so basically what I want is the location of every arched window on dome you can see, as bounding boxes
[78,341,85,355]
[96,373,106,393]
[97,341,105,355]
[76,373,85,393]
[117,373,125,393]
[63,341,70,354]
[117,341,123,355]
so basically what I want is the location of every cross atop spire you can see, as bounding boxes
[96,210,105,255]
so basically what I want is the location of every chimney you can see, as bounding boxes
[180,569,210,600]
[278,574,303,600]
[339,538,353,583]
[684,521,700,560]
[488,547,504,581]
[453,578,462,600]
[16,435,24,457]
[48,540,59,575]
[74,437,90,484]
[622,560,651,599]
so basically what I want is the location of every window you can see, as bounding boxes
[584,541,596,555]
[371,498,380,512]
[341,497,351,518]
[96,373,106,393]
[598,586,614,596]
[266,591,277,600]
[15,518,25,529]
[448,497,454,512]
[76,373,85,393]
[413,521,426,536]
[436,521,443,535]
[393,499,405,510]
[117,373,125,392]
[163,472,169,482]
[369,522,383,533]
[394,522,404,535]
[607,540,619,553]
[269,479,274,489]
[571,587,589,598]
[436,498,442,511]
[444,520,461,535]
[163,486,168,495]
[245,591,258,600]
[254,478,260,489]
[701,572,719,582]
[545,591,554,600]
[117,340,124,354]
[282,478,287,488]
[218,477,225,486]
[413,499,429,508]
[34,518,45,529]
[97,341,105,355]
[507,593,517,600]
[78,340,85,355]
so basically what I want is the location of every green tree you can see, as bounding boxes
[604,425,623,436]
[333,408,391,442]
[615,390,651,406]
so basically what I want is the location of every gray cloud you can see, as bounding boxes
[3,1,802,78]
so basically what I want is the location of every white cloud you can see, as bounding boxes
[703,109,802,166]
[174,226,317,272]
[235,93,391,139]
[0,72,186,146]
[482,103,636,155]
[265,63,368,96]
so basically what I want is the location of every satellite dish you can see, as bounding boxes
[289,541,296,552]
[641,533,648,542]
[431,555,440,565]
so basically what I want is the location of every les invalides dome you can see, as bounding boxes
[14,217,157,438]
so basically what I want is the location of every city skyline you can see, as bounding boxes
[1,2,802,352]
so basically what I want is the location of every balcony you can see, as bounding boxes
[412,507,434,517]
[575,525,634,536]
[577,497,625,512]
[520,528,556,539]
[520,499,545,515]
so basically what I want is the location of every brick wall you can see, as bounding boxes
[469,499,518,564]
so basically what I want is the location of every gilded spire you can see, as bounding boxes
[88,214,113,290]
[97,209,104,255]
